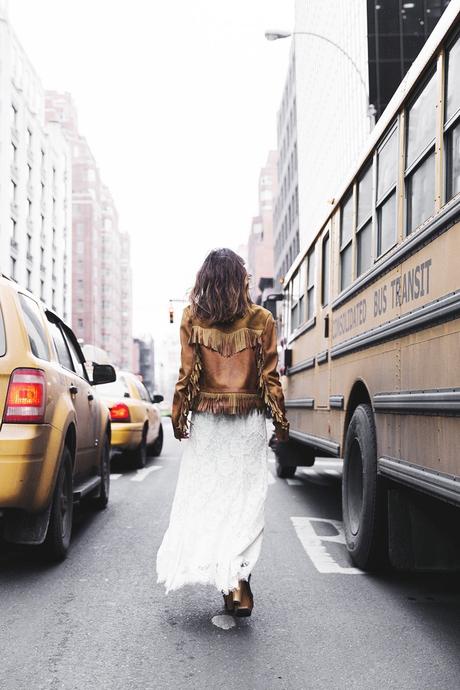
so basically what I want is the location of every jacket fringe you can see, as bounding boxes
[189,326,263,358]
[177,346,202,434]
[193,392,265,416]
[256,345,290,431]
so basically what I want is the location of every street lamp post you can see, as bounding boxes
[265,30,376,127]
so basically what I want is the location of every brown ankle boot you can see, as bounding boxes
[233,578,253,617]
[222,592,234,612]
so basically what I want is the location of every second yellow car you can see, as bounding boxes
[98,371,164,468]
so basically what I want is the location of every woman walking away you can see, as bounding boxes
[156,248,289,617]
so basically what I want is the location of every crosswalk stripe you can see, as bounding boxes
[131,466,162,482]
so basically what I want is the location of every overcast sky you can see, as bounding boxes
[11,0,292,341]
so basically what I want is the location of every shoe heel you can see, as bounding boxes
[232,585,242,608]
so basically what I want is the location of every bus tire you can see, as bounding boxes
[342,403,387,571]
[275,459,296,478]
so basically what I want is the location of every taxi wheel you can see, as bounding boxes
[44,446,73,561]
[132,427,148,469]
[149,424,163,457]
[93,435,110,510]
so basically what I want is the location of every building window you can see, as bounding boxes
[11,103,17,126]
[40,279,45,300]
[340,191,353,291]
[11,179,17,201]
[376,126,398,256]
[356,163,374,277]
[445,33,460,201]
[321,233,330,307]
[11,142,17,163]
[10,217,17,240]
[306,247,315,319]
[26,269,32,291]
[27,234,32,257]
[405,71,436,234]
[10,256,16,281]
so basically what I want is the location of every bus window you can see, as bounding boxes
[306,246,315,320]
[445,34,460,201]
[405,72,436,234]
[340,191,353,291]
[376,128,398,256]
[290,261,306,333]
[357,163,373,276]
[321,233,330,306]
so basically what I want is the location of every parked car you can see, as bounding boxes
[0,275,116,560]
[98,371,164,468]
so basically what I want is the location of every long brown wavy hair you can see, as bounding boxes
[189,248,252,324]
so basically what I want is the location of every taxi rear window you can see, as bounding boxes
[0,305,5,356]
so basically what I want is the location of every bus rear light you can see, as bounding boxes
[109,403,130,422]
[4,369,46,423]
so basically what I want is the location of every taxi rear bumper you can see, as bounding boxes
[110,422,144,451]
[0,423,58,512]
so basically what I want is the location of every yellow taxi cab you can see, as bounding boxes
[98,371,164,469]
[0,275,116,560]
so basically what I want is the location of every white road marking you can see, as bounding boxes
[297,468,330,486]
[131,466,163,482]
[291,517,364,574]
[211,614,236,630]
[324,469,341,477]
[286,478,303,486]
[110,474,122,480]
[267,472,276,485]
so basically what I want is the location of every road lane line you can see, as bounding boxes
[291,517,364,574]
[324,469,341,477]
[131,466,163,482]
[297,468,330,486]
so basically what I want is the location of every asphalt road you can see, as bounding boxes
[1,425,459,690]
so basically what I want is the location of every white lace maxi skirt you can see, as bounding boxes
[156,410,268,594]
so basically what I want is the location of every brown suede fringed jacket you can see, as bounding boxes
[171,305,289,438]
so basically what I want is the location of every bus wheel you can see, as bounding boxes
[275,458,296,479]
[342,404,387,570]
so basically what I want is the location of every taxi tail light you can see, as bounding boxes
[4,369,46,423]
[109,403,130,422]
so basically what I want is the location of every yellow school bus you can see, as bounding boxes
[278,4,460,571]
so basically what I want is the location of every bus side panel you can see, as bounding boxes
[398,319,460,476]
[330,343,401,456]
